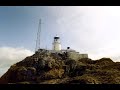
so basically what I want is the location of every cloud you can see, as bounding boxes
[44,6,120,61]
[0,47,34,77]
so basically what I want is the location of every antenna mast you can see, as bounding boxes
[35,19,42,52]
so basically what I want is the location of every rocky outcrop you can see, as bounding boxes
[0,51,120,84]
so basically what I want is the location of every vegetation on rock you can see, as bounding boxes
[0,52,120,84]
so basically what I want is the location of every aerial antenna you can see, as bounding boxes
[35,19,42,52]
[45,45,47,50]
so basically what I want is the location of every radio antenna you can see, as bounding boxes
[35,19,42,52]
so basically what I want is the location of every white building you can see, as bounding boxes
[36,35,88,60]
[51,35,88,60]
[52,35,61,51]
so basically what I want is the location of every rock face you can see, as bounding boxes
[1,50,120,84]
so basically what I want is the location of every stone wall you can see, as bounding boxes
[79,54,88,59]
[67,52,88,60]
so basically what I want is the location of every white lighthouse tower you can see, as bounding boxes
[52,35,61,51]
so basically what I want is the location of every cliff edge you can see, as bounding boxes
[0,50,120,84]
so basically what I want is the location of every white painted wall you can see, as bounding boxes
[52,37,61,51]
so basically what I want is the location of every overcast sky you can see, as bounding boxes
[0,6,120,76]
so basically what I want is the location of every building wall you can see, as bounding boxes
[52,42,61,51]
[79,54,88,59]
[67,52,88,60]
[67,52,79,60]
[36,49,88,60]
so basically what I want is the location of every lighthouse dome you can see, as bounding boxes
[54,35,60,39]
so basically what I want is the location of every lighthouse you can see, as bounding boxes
[52,35,61,51]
